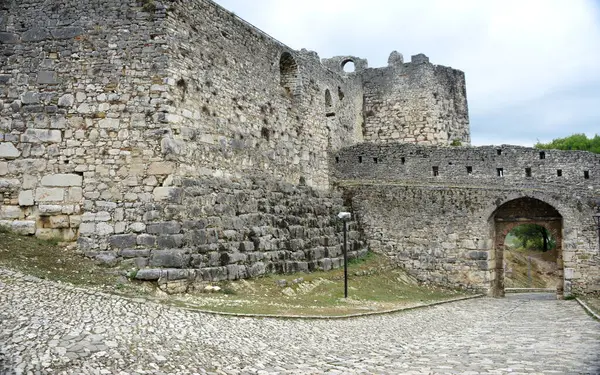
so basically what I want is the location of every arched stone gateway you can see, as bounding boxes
[489,197,563,298]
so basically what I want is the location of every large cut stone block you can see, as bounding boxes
[41,173,83,187]
[11,220,36,235]
[147,162,175,175]
[149,249,190,268]
[35,188,65,202]
[147,221,181,235]
[0,206,23,219]
[108,234,137,249]
[0,143,20,159]
[21,129,62,143]
[0,179,20,192]
[152,187,182,203]
[18,190,34,206]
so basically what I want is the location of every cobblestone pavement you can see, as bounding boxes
[1,269,599,375]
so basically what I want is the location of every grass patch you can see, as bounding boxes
[0,229,136,293]
[0,231,471,317]
[170,253,470,316]
[580,296,600,316]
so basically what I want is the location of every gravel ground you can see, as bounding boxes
[1,268,599,375]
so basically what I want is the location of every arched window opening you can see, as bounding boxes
[325,89,332,107]
[279,52,298,97]
[342,59,355,73]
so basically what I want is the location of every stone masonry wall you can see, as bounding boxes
[0,0,173,240]
[161,0,364,189]
[333,143,600,294]
[361,53,470,146]
[81,175,365,285]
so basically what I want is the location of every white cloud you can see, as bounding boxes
[214,0,600,146]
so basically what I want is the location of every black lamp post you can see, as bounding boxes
[338,211,351,298]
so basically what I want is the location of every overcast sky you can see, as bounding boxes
[212,0,600,146]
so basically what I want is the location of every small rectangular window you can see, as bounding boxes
[557,169,562,177]
[373,157,378,164]
[525,167,531,177]
[497,168,504,177]
[539,151,545,159]
[358,156,362,163]
[432,166,439,176]
[584,170,590,179]
[401,157,405,165]
[497,149,502,156]
[335,156,339,163]
[466,166,473,175]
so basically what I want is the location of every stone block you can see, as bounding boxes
[96,222,114,235]
[0,206,23,219]
[35,188,65,202]
[135,269,162,281]
[51,27,84,40]
[200,267,228,282]
[69,215,81,228]
[0,143,20,159]
[41,173,83,187]
[120,249,151,258]
[37,71,58,84]
[11,220,36,235]
[165,269,191,281]
[99,118,120,129]
[21,129,61,143]
[0,162,7,176]
[0,179,20,192]
[108,234,137,249]
[18,190,34,206]
[0,32,20,44]
[152,187,183,203]
[78,222,95,234]
[157,234,184,249]
[146,221,181,235]
[66,187,83,202]
[39,205,63,215]
[147,161,175,175]
[129,222,146,232]
[20,91,40,104]
[149,249,190,268]
[22,28,50,42]
[49,215,70,229]
[137,234,157,247]
[58,94,75,107]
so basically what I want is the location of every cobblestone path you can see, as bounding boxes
[1,269,599,375]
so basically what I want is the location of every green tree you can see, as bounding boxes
[535,133,600,154]
[510,224,555,252]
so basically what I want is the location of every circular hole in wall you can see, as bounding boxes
[342,60,355,73]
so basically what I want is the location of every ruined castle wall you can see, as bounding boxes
[0,0,173,241]
[361,54,470,146]
[160,0,364,189]
[333,143,600,294]
[0,0,368,281]
[332,143,600,188]
[342,183,599,294]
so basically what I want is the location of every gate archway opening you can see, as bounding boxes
[490,197,563,298]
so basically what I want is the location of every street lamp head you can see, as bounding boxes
[337,211,351,220]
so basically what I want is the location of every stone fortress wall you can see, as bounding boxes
[0,0,598,294]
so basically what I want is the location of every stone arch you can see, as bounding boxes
[279,52,299,97]
[341,59,355,73]
[488,196,564,299]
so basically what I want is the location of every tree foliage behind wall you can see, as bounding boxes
[535,133,600,154]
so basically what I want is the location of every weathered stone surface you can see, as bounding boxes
[147,162,175,175]
[35,188,65,202]
[152,187,182,202]
[108,234,137,249]
[22,28,50,42]
[134,268,161,280]
[41,173,83,187]
[0,206,23,219]
[18,190,34,206]
[20,129,61,143]
[0,178,20,192]
[149,249,190,268]
[0,143,20,159]
[146,221,181,235]
[51,27,84,39]
[11,220,36,234]
[57,94,75,107]
[37,71,58,84]
[0,162,7,176]
[0,32,19,44]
